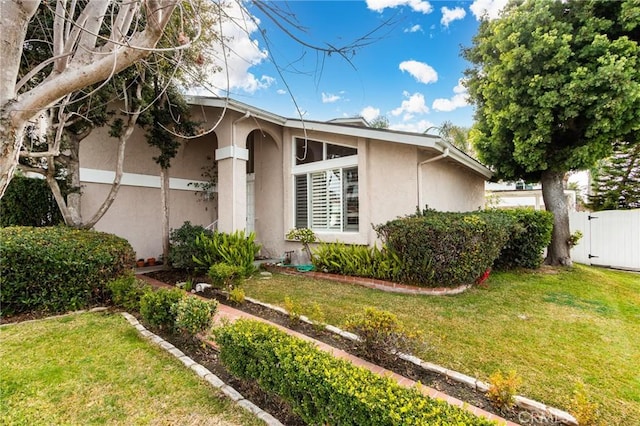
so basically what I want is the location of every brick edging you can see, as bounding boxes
[120,312,283,426]
[264,264,472,295]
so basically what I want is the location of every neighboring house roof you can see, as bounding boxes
[183,95,493,179]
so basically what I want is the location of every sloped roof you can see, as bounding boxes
[183,95,492,179]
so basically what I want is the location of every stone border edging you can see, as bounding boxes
[119,312,283,426]
[244,297,578,426]
[264,264,472,295]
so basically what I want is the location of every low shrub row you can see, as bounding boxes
[490,209,553,270]
[312,243,402,282]
[0,226,135,316]
[107,275,217,335]
[214,319,495,425]
[313,208,553,287]
[375,209,512,287]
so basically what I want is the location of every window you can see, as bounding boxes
[295,138,357,165]
[295,167,359,232]
[293,138,358,232]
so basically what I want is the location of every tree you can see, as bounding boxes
[588,141,640,210]
[139,83,197,268]
[370,116,390,129]
[0,0,181,199]
[438,121,477,158]
[13,1,215,228]
[464,0,640,266]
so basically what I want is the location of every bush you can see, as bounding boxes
[106,273,151,312]
[194,230,260,277]
[139,288,184,330]
[208,263,244,290]
[173,296,218,335]
[0,226,135,316]
[0,175,66,227]
[228,287,245,304]
[486,370,522,410]
[375,209,512,287]
[168,221,213,272]
[343,307,424,364]
[312,242,403,282]
[490,209,553,270]
[213,319,495,426]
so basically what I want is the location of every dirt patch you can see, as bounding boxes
[146,269,566,426]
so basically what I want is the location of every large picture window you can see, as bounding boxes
[293,138,358,232]
[295,167,359,232]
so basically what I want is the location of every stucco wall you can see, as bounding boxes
[79,124,217,259]
[367,140,420,232]
[84,183,215,260]
[420,158,485,212]
[252,130,285,258]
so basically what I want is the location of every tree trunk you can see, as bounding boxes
[161,167,171,270]
[541,170,573,266]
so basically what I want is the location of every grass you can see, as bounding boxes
[243,264,640,425]
[0,312,263,426]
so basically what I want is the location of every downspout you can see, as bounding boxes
[417,147,449,211]
[231,111,251,230]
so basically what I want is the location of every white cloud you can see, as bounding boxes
[276,89,287,95]
[441,7,466,27]
[194,2,272,95]
[470,0,508,21]
[399,60,438,84]
[404,24,422,33]
[322,92,341,103]
[391,91,429,117]
[432,79,469,112]
[361,106,381,122]
[389,119,435,133]
[366,0,433,14]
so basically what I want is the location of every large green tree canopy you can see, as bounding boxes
[465,0,640,182]
[464,0,640,265]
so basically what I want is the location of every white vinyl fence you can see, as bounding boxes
[570,209,640,271]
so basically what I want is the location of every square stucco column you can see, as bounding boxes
[216,145,248,232]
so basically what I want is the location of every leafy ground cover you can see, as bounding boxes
[0,312,263,426]
[241,264,640,425]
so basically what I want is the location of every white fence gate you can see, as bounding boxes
[569,209,640,271]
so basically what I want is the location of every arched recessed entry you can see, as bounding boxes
[244,129,282,252]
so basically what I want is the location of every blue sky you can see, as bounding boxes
[198,0,508,133]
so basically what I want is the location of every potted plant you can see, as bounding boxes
[136,258,145,268]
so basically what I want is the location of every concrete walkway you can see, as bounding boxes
[139,275,519,426]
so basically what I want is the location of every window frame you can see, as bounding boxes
[292,138,359,234]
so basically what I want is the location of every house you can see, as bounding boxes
[485,181,577,211]
[79,97,492,260]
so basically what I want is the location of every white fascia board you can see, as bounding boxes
[80,168,212,191]
[183,96,287,126]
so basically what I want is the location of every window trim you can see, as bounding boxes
[291,137,360,234]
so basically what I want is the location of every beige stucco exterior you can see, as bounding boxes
[79,97,490,260]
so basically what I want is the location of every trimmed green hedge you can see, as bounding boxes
[0,175,65,227]
[375,210,512,287]
[0,226,135,316]
[214,319,495,425]
[490,209,554,270]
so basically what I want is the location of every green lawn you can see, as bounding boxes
[243,264,640,425]
[0,312,262,426]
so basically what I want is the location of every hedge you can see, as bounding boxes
[0,226,135,316]
[490,209,554,270]
[375,210,513,287]
[0,175,66,227]
[214,319,496,426]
